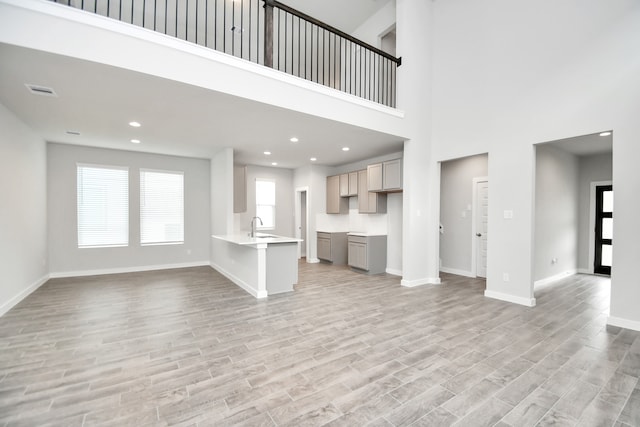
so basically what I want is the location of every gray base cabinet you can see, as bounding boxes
[317,232,348,265]
[348,235,387,274]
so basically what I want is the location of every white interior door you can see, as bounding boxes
[475,180,489,278]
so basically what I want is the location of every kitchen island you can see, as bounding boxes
[211,233,301,298]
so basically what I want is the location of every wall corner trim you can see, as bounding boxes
[607,316,640,332]
[533,270,577,288]
[484,290,536,307]
[439,267,475,278]
[386,268,402,276]
[49,261,211,278]
[401,277,441,287]
[0,274,50,317]
[209,263,267,299]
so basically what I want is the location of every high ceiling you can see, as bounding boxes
[0,0,401,169]
[284,0,392,33]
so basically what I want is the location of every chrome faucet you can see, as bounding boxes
[250,216,263,237]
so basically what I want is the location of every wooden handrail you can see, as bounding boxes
[264,0,401,66]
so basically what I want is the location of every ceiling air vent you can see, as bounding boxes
[25,84,58,97]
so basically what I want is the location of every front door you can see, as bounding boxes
[594,185,613,275]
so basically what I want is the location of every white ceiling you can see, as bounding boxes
[284,0,392,34]
[0,42,404,168]
[542,132,613,156]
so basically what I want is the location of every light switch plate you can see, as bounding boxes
[503,210,514,219]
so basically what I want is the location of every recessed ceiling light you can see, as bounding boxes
[342,147,350,152]
[66,130,80,136]
[129,121,141,127]
[310,157,317,162]
[131,139,141,144]
[264,151,271,155]
[271,162,278,166]
[599,131,611,136]
[290,137,299,143]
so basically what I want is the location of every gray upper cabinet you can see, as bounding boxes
[339,173,349,197]
[348,172,358,196]
[367,163,383,192]
[339,172,358,197]
[326,175,348,214]
[358,169,386,214]
[233,165,247,213]
[368,159,403,193]
[382,159,403,191]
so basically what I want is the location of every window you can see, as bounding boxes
[255,179,275,230]
[140,170,184,245]
[77,164,129,248]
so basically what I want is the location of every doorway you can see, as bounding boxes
[473,179,489,278]
[594,184,613,275]
[439,154,488,280]
[294,187,309,260]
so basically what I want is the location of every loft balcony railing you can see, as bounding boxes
[49,0,401,107]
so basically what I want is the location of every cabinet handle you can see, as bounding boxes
[476,233,482,237]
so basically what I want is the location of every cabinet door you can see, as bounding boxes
[317,237,331,261]
[233,166,247,213]
[348,172,358,196]
[326,175,340,213]
[367,163,383,191]
[339,174,349,197]
[357,170,369,213]
[348,241,368,270]
[383,159,402,191]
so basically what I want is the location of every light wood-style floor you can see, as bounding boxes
[0,262,638,426]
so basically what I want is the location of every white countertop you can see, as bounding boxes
[212,233,301,246]
[347,232,387,237]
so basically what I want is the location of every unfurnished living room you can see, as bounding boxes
[1,0,639,426]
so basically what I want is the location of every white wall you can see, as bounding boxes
[429,0,640,316]
[234,165,294,238]
[440,154,488,275]
[0,103,48,316]
[397,0,440,287]
[48,143,211,275]
[534,145,579,283]
[577,152,612,272]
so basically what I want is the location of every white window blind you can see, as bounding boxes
[140,169,184,245]
[256,179,275,229]
[77,164,129,248]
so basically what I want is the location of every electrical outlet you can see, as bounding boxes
[551,258,558,264]
[503,273,509,282]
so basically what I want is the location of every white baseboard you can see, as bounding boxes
[49,261,211,278]
[307,258,320,264]
[439,267,475,278]
[0,274,50,317]
[533,270,577,287]
[607,316,640,332]
[484,290,536,307]
[386,268,402,276]
[401,277,442,287]
[209,262,267,299]
[577,268,591,274]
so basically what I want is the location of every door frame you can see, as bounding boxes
[588,181,612,275]
[294,186,310,260]
[471,177,489,278]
